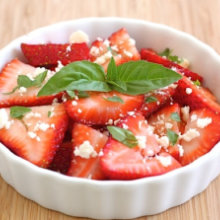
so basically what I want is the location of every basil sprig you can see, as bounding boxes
[10,106,31,119]
[38,58,181,97]
[159,48,182,64]
[5,71,48,95]
[167,129,179,146]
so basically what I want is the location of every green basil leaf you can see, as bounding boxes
[107,126,138,148]
[78,91,90,98]
[145,96,158,103]
[167,129,178,146]
[170,112,181,122]
[17,75,34,88]
[110,60,182,95]
[38,61,110,96]
[107,57,118,81]
[66,90,76,99]
[10,106,31,119]
[193,80,201,86]
[159,48,182,64]
[32,70,48,87]
[48,111,52,117]
[104,95,124,103]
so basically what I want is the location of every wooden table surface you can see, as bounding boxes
[0,0,220,219]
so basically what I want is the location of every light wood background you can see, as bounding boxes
[0,0,220,219]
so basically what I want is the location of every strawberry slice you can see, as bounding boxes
[140,48,203,82]
[67,123,108,180]
[179,108,220,165]
[0,104,68,167]
[0,59,62,108]
[64,91,144,125]
[118,112,161,156]
[173,76,220,113]
[90,28,140,70]
[141,86,176,118]
[101,138,181,180]
[49,141,73,174]
[21,43,90,67]
[148,103,183,160]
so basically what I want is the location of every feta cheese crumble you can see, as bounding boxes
[136,135,146,149]
[156,155,172,167]
[186,88,192,95]
[74,141,97,159]
[0,109,9,129]
[69,30,89,44]
[181,106,190,122]
[181,128,200,142]
[196,117,212,128]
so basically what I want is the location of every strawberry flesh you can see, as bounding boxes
[21,43,90,67]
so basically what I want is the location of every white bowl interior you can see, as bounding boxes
[0,17,220,219]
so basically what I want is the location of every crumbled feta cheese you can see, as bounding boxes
[28,131,37,139]
[18,87,27,96]
[128,38,136,45]
[123,50,133,57]
[72,100,78,106]
[156,155,172,167]
[111,45,119,52]
[0,109,9,129]
[34,122,50,132]
[177,144,184,157]
[181,128,200,142]
[5,120,14,130]
[179,58,190,68]
[157,136,169,148]
[94,51,112,65]
[165,122,173,129]
[69,30,89,44]
[181,106,190,122]
[77,109,82,114]
[25,112,41,119]
[74,140,97,159]
[191,114,198,122]
[136,135,146,149]
[196,117,212,128]
[66,45,71,52]
[122,124,128,129]
[90,46,100,56]
[55,61,64,72]
[147,149,154,156]
[103,39,110,47]
[107,119,114,125]
[186,88,192,95]
[127,111,135,116]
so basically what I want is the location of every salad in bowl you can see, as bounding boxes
[0,17,220,219]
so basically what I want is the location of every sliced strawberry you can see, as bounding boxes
[101,138,181,180]
[118,112,161,157]
[64,91,144,125]
[141,86,176,118]
[173,76,220,113]
[0,59,62,108]
[90,28,140,70]
[148,103,182,160]
[49,141,73,174]
[140,48,203,82]
[21,43,90,67]
[179,108,220,165]
[0,104,68,167]
[67,123,108,180]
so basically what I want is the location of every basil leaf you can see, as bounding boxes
[107,126,138,148]
[66,90,76,99]
[170,112,181,122]
[10,106,31,119]
[48,111,52,117]
[193,80,201,86]
[110,61,182,95]
[32,71,48,87]
[17,75,34,88]
[78,91,89,98]
[38,61,111,96]
[159,48,182,64]
[167,129,178,146]
[107,57,118,81]
[145,96,158,103]
[104,96,124,103]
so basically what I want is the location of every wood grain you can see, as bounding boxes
[0,0,220,219]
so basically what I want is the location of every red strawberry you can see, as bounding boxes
[179,108,220,165]
[90,28,140,71]
[101,138,181,180]
[141,86,176,118]
[0,104,68,167]
[49,141,73,174]
[0,59,62,108]
[173,76,220,113]
[118,112,161,156]
[67,123,108,180]
[140,48,203,82]
[148,103,183,160]
[64,91,144,125]
[21,43,90,67]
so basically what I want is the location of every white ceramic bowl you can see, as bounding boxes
[1,17,220,219]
